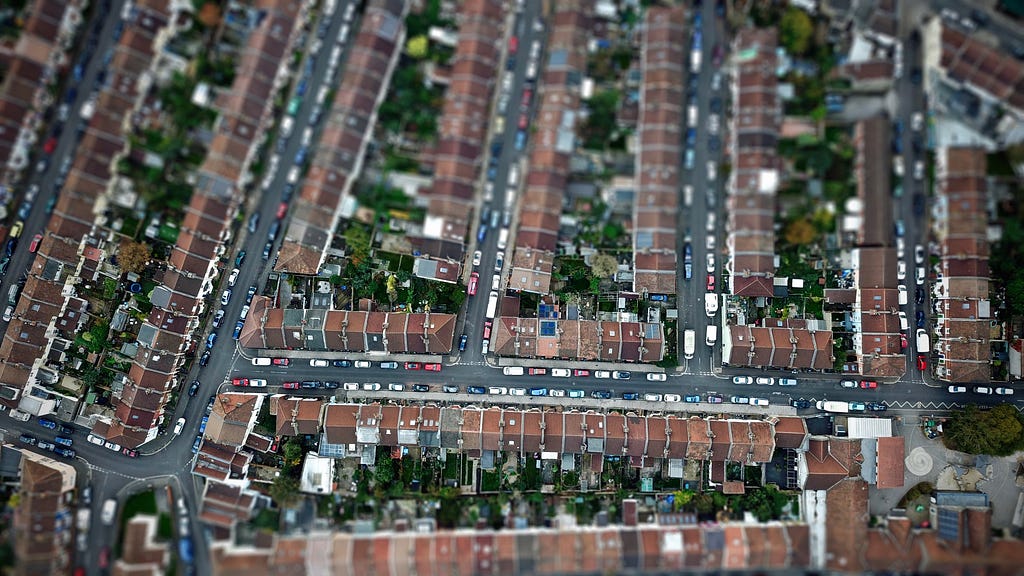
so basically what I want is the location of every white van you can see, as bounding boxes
[502,367,524,376]
[251,357,272,366]
[9,409,30,422]
[497,228,509,250]
[705,325,718,346]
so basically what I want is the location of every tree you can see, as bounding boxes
[343,225,371,265]
[375,455,395,486]
[406,35,429,59]
[783,218,816,246]
[268,474,300,507]
[1006,277,1024,318]
[945,404,1024,456]
[283,439,304,467]
[118,241,151,274]
[779,7,814,56]
[590,253,618,279]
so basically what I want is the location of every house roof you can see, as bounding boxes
[875,436,904,489]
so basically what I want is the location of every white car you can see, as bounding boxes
[551,368,570,377]
[755,377,774,385]
[227,268,239,287]
[643,393,663,402]
[343,382,359,391]
[706,161,717,181]
[749,397,769,407]
[708,114,719,135]
[509,387,526,396]
[489,386,508,395]
[897,261,906,280]
[896,237,906,258]
[646,373,667,382]
[706,254,715,273]
[732,376,753,385]
[914,245,925,265]
[354,361,371,368]
[2,306,12,322]
[594,370,612,379]
[548,389,565,397]
[221,289,232,306]
[840,380,859,388]
[362,383,381,391]
[664,394,681,402]
[916,267,925,286]
[287,166,300,184]
[388,383,405,391]
[174,418,186,435]
[913,160,925,181]
[249,379,267,387]
[309,359,329,368]
[104,441,121,452]
[947,386,967,393]
[87,434,105,446]
[974,387,993,394]
[995,388,1014,395]
[472,250,482,266]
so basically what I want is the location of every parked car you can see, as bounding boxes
[732,376,753,385]
[730,395,750,404]
[380,362,399,369]
[646,373,667,381]
[333,360,352,368]
[573,369,590,377]
[622,392,639,400]
[867,402,888,412]
[860,380,878,389]
[188,380,201,397]
[612,371,631,380]
[413,384,430,392]
[917,355,927,371]
[424,363,442,372]
[791,399,811,409]
[272,358,290,366]
[755,377,774,385]
[309,359,329,368]
[591,390,612,399]
[594,371,611,379]
[947,386,967,393]
[840,380,858,388]
[974,387,993,394]
[468,386,486,394]
[995,388,1014,395]
[354,361,371,368]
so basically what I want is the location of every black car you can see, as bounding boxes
[188,380,201,397]
[199,350,210,367]
[867,402,888,412]
[59,424,75,436]
[4,238,17,256]
[916,310,926,328]
[262,241,273,260]
[913,193,925,216]
[413,384,430,392]
[332,360,352,368]
[442,385,459,393]
[324,381,340,389]
[54,447,75,458]
[910,67,922,85]
[299,381,320,389]
[245,284,258,304]
[916,287,925,304]
[205,395,216,415]
[591,390,612,400]
[791,399,811,409]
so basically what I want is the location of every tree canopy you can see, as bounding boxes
[590,253,618,279]
[118,240,151,274]
[780,7,814,56]
[945,404,1024,456]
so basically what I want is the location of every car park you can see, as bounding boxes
[646,373,667,381]
[755,377,774,385]
[948,386,967,393]
[732,376,753,385]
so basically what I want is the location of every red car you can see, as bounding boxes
[122,447,139,458]
[43,136,57,155]
[404,362,421,370]
[509,36,518,55]
[518,113,529,130]
[28,233,42,253]
[483,321,492,340]
[270,436,280,453]
[860,380,878,389]
[282,381,300,389]
[424,363,442,372]
[521,89,532,108]
[231,378,248,387]
[276,202,288,219]
[467,272,479,296]
[917,355,927,371]
[706,274,715,291]
[272,358,290,366]
[573,369,590,377]
[98,547,110,569]
[528,368,547,376]
[900,333,908,350]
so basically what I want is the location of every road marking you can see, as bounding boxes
[86,462,142,481]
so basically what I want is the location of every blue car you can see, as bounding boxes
[206,333,217,350]
[179,537,194,564]
[515,131,526,150]
[458,334,468,351]
[53,447,75,458]
[477,224,488,243]
[467,386,485,394]
[38,418,57,430]
[232,321,244,340]
[55,436,73,447]
[684,395,701,403]
[191,435,202,454]
[198,416,209,435]
[529,387,547,397]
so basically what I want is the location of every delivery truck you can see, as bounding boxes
[683,330,696,359]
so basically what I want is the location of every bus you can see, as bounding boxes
[485,291,499,320]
